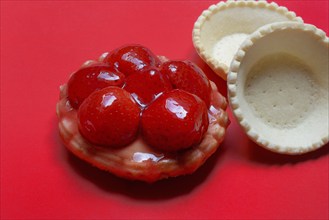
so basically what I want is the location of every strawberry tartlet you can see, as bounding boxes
[57,44,229,182]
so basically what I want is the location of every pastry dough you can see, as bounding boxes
[193,0,303,80]
[228,22,329,154]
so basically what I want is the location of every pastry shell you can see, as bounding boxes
[192,0,303,80]
[228,21,329,154]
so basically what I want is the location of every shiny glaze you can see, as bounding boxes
[132,152,164,163]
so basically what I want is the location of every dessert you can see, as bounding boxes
[227,22,329,154]
[192,0,303,80]
[57,44,229,182]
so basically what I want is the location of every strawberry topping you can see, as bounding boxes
[124,68,172,107]
[141,89,209,152]
[160,60,211,106]
[67,63,125,109]
[78,87,141,148]
[103,44,161,76]
[65,45,217,152]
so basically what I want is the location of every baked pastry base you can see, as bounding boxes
[228,22,329,154]
[193,0,303,80]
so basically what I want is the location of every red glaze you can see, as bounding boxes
[103,44,161,76]
[124,68,172,107]
[141,89,209,152]
[67,63,125,109]
[160,60,211,106]
[78,87,141,148]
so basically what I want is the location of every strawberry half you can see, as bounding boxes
[124,68,172,107]
[78,87,140,148]
[67,63,125,109]
[141,89,209,152]
[160,60,211,106]
[103,44,161,76]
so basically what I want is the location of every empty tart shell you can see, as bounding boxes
[192,0,303,80]
[228,22,329,154]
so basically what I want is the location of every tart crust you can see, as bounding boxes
[192,0,303,80]
[57,66,229,182]
[228,22,329,154]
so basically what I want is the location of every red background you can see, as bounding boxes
[1,1,328,219]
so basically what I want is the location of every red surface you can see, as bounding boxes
[1,1,328,219]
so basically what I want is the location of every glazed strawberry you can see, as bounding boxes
[78,87,140,148]
[141,89,209,152]
[103,44,161,76]
[67,63,125,109]
[124,68,172,107]
[160,60,211,106]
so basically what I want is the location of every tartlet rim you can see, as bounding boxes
[227,21,329,155]
[192,0,304,80]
